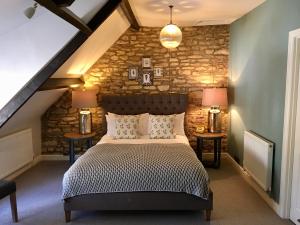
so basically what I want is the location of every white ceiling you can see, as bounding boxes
[52,8,130,78]
[129,0,266,26]
[0,0,267,36]
[0,0,107,36]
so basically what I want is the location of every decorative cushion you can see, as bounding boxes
[107,113,149,136]
[114,115,139,139]
[149,115,175,139]
[0,180,16,199]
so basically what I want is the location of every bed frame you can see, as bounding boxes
[64,94,213,222]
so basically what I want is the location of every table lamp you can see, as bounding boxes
[202,88,228,133]
[72,90,98,134]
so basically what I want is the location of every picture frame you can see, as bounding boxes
[128,67,139,80]
[154,67,163,77]
[140,69,153,86]
[142,57,152,68]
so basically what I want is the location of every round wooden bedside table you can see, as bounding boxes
[64,132,96,164]
[196,133,226,169]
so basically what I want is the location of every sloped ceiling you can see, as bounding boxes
[129,0,266,26]
[0,0,109,110]
[52,8,130,78]
[0,0,108,36]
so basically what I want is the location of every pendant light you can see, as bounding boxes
[160,5,182,49]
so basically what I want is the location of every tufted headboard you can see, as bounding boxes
[101,94,188,115]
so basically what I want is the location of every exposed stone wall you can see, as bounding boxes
[42,26,229,154]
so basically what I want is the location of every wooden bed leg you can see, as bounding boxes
[65,210,71,223]
[10,192,18,223]
[205,209,211,221]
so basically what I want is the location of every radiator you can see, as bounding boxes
[243,131,274,191]
[0,129,34,179]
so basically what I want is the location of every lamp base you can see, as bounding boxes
[208,106,222,133]
[79,110,92,135]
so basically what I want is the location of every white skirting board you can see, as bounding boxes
[226,153,280,215]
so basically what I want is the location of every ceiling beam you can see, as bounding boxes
[88,0,123,31]
[35,0,92,35]
[120,0,140,31]
[52,0,75,7]
[0,0,122,128]
[39,78,84,91]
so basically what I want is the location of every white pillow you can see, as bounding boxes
[107,112,149,136]
[149,115,175,139]
[106,114,116,136]
[173,112,185,135]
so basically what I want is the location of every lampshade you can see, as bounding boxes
[72,90,98,109]
[202,88,228,107]
[159,5,182,49]
[160,24,182,48]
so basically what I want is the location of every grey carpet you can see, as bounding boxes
[0,157,293,225]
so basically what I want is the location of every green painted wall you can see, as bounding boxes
[229,0,300,202]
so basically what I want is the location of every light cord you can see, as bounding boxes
[169,5,173,24]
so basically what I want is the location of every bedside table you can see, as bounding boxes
[196,133,226,169]
[64,132,96,164]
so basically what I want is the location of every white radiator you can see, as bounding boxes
[0,129,34,179]
[243,131,274,191]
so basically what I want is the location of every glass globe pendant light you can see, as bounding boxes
[160,5,182,49]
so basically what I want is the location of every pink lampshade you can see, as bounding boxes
[72,90,98,108]
[202,88,228,107]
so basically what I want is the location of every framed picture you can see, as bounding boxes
[140,69,153,86]
[128,67,139,80]
[142,57,152,68]
[154,67,163,77]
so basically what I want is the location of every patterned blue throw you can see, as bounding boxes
[62,143,209,200]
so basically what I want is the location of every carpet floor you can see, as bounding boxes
[0,157,293,225]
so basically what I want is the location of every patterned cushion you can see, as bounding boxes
[149,115,175,139]
[114,115,139,139]
[108,112,149,136]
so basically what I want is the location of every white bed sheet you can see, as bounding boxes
[98,134,190,146]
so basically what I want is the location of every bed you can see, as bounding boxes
[63,94,213,222]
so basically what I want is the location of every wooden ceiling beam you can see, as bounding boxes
[38,78,84,91]
[88,0,122,30]
[0,0,122,128]
[120,0,140,31]
[35,0,92,35]
[52,0,75,7]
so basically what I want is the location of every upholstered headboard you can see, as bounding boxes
[101,94,188,115]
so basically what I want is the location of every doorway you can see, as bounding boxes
[280,28,300,224]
